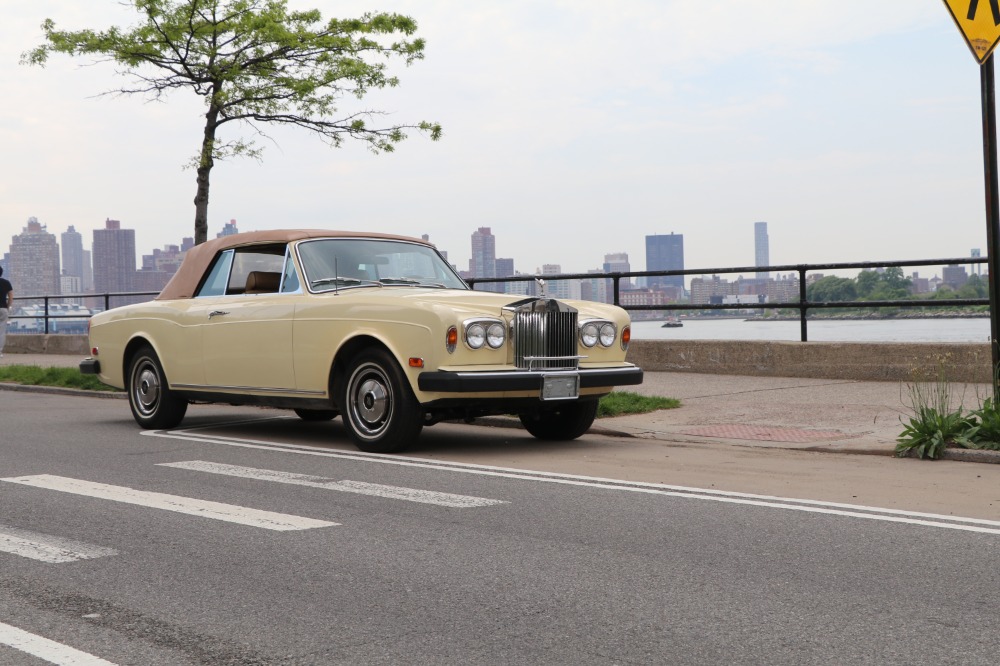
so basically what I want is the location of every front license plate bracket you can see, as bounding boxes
[541,374,580,401]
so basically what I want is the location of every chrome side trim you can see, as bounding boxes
[172,384,326,396]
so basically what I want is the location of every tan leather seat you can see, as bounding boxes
[244,271,282,294]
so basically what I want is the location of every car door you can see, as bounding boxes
[195,245,297,392]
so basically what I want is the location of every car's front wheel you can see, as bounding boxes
[519,400,599,441]
[340,349,423,453]
[127,345,188,429]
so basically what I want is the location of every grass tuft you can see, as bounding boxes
[0,365,120,392]
[598,391,679,418]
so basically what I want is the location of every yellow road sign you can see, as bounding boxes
[944,0,1000,63]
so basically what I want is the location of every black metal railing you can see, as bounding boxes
[7,291,160,334]
[467,256,990,341]
[7,257,989,341]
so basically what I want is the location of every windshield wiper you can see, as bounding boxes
[312,276,383,288]
[312,276,362,286]
[377,277,422,285]
[378,277,448,288]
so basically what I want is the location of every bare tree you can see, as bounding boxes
[23,0,442,244]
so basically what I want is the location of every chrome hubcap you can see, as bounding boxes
[358,379,388,423]
[134,363,160,415]
[348,364,392,439]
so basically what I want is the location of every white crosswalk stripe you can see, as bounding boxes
[0,524,117,564]
[0,475,337,531]
[0,621,117,665]
[158,460,507,508]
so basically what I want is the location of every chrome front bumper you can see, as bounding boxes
[417,366,643,393]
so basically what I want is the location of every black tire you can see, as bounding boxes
[519,400,599,441]
[340,348,423,453]
[294,408,338,421]
[127,345,188,429]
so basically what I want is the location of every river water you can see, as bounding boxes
[631,318,991,343]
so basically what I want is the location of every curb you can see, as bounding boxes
[466,415,635,439]
[0,382,126,400]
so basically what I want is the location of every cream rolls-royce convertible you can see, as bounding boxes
[80,230,643,453]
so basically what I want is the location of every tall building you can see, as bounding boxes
[582,269,609,303]
[9,217,61,301]
[142,244,186,274]
[81,249,94,292]
[495,257,515,293]
[60,275,83,304]
[92,218,137,297]
[755,222,770,279]
[217,219,239,237]
[61,225,86,285]
[470,227,496,278]
[645,233,684,290]
[603,251,631,302]
[972,248,982,276]
[942,265,969,290]
[138,243,187,295]
[541,264,579,299]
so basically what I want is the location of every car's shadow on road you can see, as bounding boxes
[170,408,608,459]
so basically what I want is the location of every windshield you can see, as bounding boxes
[296,238,468,293]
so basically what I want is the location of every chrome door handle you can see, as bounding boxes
[208,310,230,319]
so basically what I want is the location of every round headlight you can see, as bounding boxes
[599,323,616,347]
[486,322,506,349]
[466,323,486,349]
[580,322,599,347]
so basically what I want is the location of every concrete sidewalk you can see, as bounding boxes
[3,352,996,462]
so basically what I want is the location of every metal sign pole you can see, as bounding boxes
[981,54,1000,393]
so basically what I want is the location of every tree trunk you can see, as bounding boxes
[193,107,220,245]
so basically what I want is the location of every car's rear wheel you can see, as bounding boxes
[127,345,187,429]
[519,400,599,441]
[340,349,423,453]
[294,408,338,421]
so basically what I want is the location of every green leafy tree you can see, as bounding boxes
[22,0,442,244]
[881,266,911,293]
[807,275,857,302]
[957,274,988,299]
[856,267,911,301]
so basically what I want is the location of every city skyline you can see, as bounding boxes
[0,216,980,337]
[0,2,990,276]
[3,216,982,306]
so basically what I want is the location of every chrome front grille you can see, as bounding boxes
[510,299,579,370]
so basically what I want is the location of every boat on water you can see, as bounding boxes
[661,318,683,328]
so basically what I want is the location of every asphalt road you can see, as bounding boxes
[3,392,1000,665]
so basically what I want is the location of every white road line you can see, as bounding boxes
[144,427,1000,536]
[157,460,505,508]
[0,475,337,532]
[0,524,116,564]
[0,621,116,665]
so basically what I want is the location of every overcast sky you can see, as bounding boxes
[0,1,989,277]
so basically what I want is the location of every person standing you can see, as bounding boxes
[0,266,12,357]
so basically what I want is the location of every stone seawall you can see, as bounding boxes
[6,334,91,356]
[628,340,992,383]
[5,334,992,383]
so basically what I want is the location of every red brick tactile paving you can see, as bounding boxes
[679,424,863,443]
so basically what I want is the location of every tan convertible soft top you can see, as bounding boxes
[156,229,432,301]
